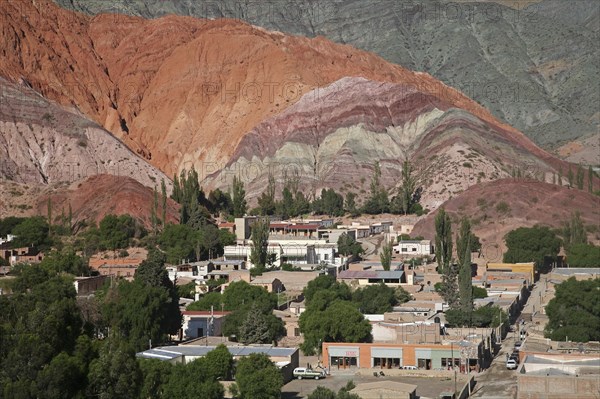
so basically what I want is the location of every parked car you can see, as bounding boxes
[520,330,527,339]
[506,359,518,370]
[293,367,325,380]
[514,341,523,351]
[402,365,418,370]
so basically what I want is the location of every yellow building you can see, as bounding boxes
[486,262,536,283]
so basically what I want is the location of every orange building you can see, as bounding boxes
[322,341,484,372]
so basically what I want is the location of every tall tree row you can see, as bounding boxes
[435,209,458,307]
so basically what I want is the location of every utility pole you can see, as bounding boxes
[452,342,457,395]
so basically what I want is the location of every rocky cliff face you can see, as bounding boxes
[54,0,600,150]
[411,179,600,255]
[35,175,180,229]
[4,0,552,180]
[206,77,570,209]
[0,76,175,226]
[0,78,170,188]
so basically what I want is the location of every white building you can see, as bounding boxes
[0,234,15,246]
[223,240,340,269]
[393,240,432,257]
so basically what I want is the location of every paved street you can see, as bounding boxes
[470,334,519,399]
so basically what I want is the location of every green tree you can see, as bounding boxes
[238,303,279,344]
[134,249,182,337]
[391,160,419,215]
[545,277,600,342]
[0,216,25,237]
[36,352,85,399]
[187,292,224,311]
[258,173,276,216]
[588,165,594,193]
[435,209,458,306]
[234,353,284,399]
[314,188,344,217]
[337,233,364,258]
[362,162,389,214]
[102,280,181,351]
[308,387,336,399]
[203,344,234,381]
[99,214,138,251]
[394,286,412,304]
[379,239,393,271]
[158,223,198,264]
[222,280,277,310]
[566,243,600,267]
[567,166,574,187]
[472,286,488,299]
[504,226,561,270]
[12,216,52,250]
[344,192,358,216]
[352,283,397,313]
[232,175,248,218]
[435,208,453,274]
[87,340,142,399]
[250,217,271,272]
[138,358,173,399]
[457,217,474,319]
[304,275,337,303]
[562,212,587,251]
[39,249,89,276]
[558,166,563,186]
[161,359,223,399]
[208,188,233,216]
[151,185,159,233]
[576,165,585,190]
[300,301,372,355]
[161,179,168,228]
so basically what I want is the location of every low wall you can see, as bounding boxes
[458,376,476,399]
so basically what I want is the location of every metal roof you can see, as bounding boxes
[136,345,298,361]
[338,270,405,279]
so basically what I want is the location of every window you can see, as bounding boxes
[412,248,417,252]
[402,248,408,252]
[294,328,301,337]
[324,254,329,260]
[373,357,401,368]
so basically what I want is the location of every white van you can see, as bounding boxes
[293,367,325,380]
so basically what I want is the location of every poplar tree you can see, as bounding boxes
[380,239,393,271]
[576,165,585,190]
[47,198,53,234]
[588,166,594,193]
[567,167,574,187]
[232,175,247,218]
[250,218,270,272]
[161,179,167,226]
[151,186,158,233]
[257,173,276,216]
[435,209,458,307]
[457,217,474,318]
[435,208,453,274]
[558,166,563,186]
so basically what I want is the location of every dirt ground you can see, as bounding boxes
[282,373,460,399]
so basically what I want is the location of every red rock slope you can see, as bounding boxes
[0,0,562,180]
[411,179,600,257]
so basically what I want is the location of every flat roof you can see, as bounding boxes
[524,355,600,367]
[338,270,405,279]
[137,345,298,360]
[552,268,600,275]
